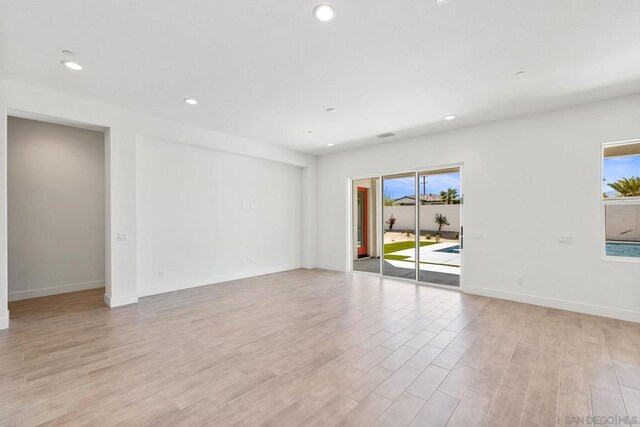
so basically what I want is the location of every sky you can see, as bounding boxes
[380,155,639,199]
[384,171,461,199]
[603,155,640,194]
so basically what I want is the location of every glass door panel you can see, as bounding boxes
[382,173,416,280]
[417,168,461,286]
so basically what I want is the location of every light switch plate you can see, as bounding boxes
[558,235,573,244]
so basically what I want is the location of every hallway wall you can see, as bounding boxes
[8,117,105,300]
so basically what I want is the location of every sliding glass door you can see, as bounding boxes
[417,168,461,286]
[382,173,416,280]
[359,167,462,287]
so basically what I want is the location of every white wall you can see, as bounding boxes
[0,81,316,329]
[136,136,302,296]
[318,94,640,322]
[7,117,105,300]
[383,205,460,233]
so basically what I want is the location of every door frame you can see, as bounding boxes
[347,162,465,291]
[4,110,112,308]
[356,187,369,257]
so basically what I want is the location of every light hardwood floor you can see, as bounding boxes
[1,269,639,426]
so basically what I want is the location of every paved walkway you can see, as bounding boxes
[390,242,461,271]
[353,258,460,287]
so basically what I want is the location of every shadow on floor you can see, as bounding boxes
[353,257,381,273]
[353,258,459,287]
[8,287,107,319]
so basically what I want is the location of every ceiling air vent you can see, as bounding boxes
[376,132,396,139]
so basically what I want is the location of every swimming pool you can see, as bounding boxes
[606,242,640,258]
[435,245,460,254]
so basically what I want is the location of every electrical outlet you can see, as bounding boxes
[517,277,525,286]
[158,270,164,278]
[116,232,128,241]
[558,235,573,245]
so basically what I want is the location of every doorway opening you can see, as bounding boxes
[356,187,369,258]
[349,165,463,288]
[7,116,107,307]
[352,177,381,273]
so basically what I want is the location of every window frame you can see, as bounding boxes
[601,139,640,263]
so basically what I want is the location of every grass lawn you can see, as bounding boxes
[383,254,410,261]
[383,241,438,254]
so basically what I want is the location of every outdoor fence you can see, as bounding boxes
[605,204,640,242]
[383,204,460,234]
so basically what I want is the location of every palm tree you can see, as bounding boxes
[446,188,458,204]
[439,188,458,204]
[434,213,450,234]
[608,176,640,197]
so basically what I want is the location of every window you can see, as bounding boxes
[602,141,640,260]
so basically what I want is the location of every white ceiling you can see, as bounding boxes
[2,0,640,154]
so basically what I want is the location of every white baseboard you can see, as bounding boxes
[0,310,9,330]
[8,280,105,302]
[138,264,301,297]
[316,263,345,272]
[465,286,640,323]
[104,293,139,308]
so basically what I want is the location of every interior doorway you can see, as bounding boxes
[7,116,107,303]
[349,165,463,288]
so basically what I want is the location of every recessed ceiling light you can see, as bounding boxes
[313,4,335,21]
[183,98,198,105]
[61,60,82,71]
[444,115,456,121]
[326,107,336,113]
[327,143,335,146]
[61,50,74,56]
[515,71,526,76]
[436,0,448,5]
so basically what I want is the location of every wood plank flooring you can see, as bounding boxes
[1,269,639,426]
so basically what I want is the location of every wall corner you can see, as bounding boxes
[0,310,8,330]
[104,292,138,308]
[302,161,318,269]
